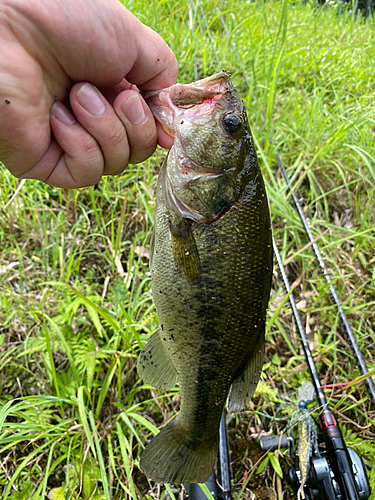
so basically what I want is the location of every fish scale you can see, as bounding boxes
[148,184,269,471]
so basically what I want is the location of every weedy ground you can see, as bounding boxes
[1,0,375,499]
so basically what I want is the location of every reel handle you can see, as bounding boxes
[260,434,289,452]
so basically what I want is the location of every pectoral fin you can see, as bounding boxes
[137,328,178,390]
[228,331,265,412]
[170,218,201,280]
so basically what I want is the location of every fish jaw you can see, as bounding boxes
[145,71,233,138]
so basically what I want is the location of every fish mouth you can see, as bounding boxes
[144,71,231,101]
[144,71,233,137]
[169,71,232,108]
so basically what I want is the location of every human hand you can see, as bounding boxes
[0,0,177,188]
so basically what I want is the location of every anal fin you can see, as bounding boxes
[137,328,178,390]
[228,330,265,413]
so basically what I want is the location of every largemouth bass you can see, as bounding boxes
[137,71,273,484]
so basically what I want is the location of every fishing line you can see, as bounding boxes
[193,0,375,408]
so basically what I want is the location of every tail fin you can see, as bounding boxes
[139,418,217,484]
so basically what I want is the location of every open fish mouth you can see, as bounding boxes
[144,71,233,138]
[168,71,232,109]
[144,71,231,101]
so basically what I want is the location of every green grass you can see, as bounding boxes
[1,0,375,498]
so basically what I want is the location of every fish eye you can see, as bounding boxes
[221,112,243,135]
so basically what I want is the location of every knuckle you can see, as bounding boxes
[77,136,102,163]
[67,137,104,181]
[107,122,127,150]
[139,126,157,151]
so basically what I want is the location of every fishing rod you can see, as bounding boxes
[259,239,371,500]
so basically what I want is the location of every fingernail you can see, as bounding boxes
[77,84,106,116]
[121,94,146,125]
[51,101,76,125]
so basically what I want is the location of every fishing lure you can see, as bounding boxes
[288,383,319,500]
